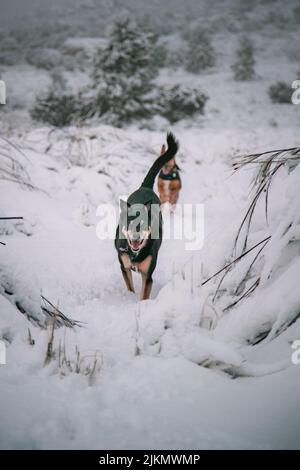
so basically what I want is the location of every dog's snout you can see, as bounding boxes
[131,232,141,241]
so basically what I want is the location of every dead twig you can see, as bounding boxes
[232,147,300,252]
[41,295,84,328]
[0,217,23,220]
[44,306,58,366]
[234,237,270,296]
[223,278,260,312]
[201,236,271,287]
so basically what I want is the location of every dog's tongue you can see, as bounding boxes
[131,240,141,250]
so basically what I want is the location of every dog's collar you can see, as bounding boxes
[159,169,181,181]
[128,248,140,260]
[120,245,140,259]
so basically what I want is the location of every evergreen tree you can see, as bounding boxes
[185,29,215,73]
[268,81,292,104]
[232,37,255,81]
[93,18,160,126]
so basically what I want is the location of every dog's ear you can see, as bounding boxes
[120,199,129,213]
[144,200,152,212]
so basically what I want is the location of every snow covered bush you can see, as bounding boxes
[232,37,255,81]
[0,36,23,66]
[62,37,108,71]
[184,28,215,73]
[294,6,300,25]
[25,47,62,70]
[213,148,300,345]
[91,18,161,126]
[166,48,186,68]
[268,81,292,104]
[31,91,80,127]
[156,85,208,123]
[0,137,32,189]
[88,79,154,126]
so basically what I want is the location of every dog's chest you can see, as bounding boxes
[121,253,152,275]
[163,180,171,195]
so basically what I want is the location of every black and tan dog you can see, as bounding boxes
[115,132,179,300]
[157,144,181,210]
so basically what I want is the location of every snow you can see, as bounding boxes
[1,123,300,449]
[1,0,300,450]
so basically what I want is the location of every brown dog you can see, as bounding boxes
[157,144,181,210]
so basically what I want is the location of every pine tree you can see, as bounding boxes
[232,37,255,81]
[93,18,160,126]
[185,29,215,73]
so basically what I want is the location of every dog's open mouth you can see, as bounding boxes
[122,227,150,253]
[128,239,144,251]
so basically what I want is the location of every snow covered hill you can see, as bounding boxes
[1,122,300,449]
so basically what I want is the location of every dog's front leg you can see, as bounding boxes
[121,267,135,293]
[141,273,153,300]
[120,254,135,293]
[138,255,155,300]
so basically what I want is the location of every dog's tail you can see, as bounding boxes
[141,132,179,189]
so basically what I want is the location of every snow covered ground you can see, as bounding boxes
[1,122,300,449]
[1,0,300,450]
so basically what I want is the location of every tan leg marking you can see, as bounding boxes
[121,253,132,270]
[136,255,153,300]
[136,255,152,275]
[120,254,135,293]
[158,177,168,204]
[141,274,153,300]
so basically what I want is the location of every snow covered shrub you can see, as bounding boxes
[268,81,292,104]
[0,136,32,189]
[232,37,255,81]
[62,37,108,71]
[88,79,155,126]
[42,312,101,384]
[156,85,208,123]
[91,18,160,126]
[166,48,186,68]
[213,148,300,345]
[0,36,23,65]
[31,91,80,127]
[265,12,293,31]
[184,28,215,73]
[294,6,300,25]
[152,40,168,69]
[14,24,73,50]
[25,48,62,70]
